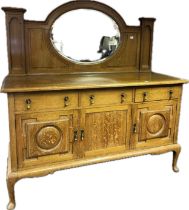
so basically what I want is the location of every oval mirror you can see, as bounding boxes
[50,9,121,64]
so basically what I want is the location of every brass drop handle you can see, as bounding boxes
[64,96,69,107]
[143,92,148,102]
[74,130,78,142]
[169,90,173,100]
[89,95,95,105]
[25,99,32,110]
[80,129,85,141]
[121,93,126,103]
[133,123,137,133]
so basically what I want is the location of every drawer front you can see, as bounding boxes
[80,88,133,107]
[135,86,181,102]
[14,91,78,112]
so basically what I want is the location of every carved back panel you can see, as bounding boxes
[2,1,155,75]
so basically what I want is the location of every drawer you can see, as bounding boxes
[80,88,133,107]
[14,91,78,112]
[134,86,181,103]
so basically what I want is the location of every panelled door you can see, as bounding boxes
[80,105,132,158]
[132,101,177,149]
[16,110,78,168]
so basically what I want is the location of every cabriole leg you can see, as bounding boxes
[172,145,181,173]
[7,177,17,210]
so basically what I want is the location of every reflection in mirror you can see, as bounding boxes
[50,9,120,64]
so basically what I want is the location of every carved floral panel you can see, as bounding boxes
[24,116,71,159]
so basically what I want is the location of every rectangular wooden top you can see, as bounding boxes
[1,72,188,93]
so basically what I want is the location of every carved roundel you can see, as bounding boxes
[36,126,61,150]
[147,114,166,135]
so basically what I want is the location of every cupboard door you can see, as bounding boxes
[80,106,131,157]
[133,101,177,149]
[16,110,77,168]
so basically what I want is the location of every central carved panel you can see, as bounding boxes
[139,108,171,141]
[147,114,165,134]
[36,126,61,150]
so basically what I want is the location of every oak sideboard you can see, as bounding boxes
[1,1,188,209]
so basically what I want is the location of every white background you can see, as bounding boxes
[0,0,189,210]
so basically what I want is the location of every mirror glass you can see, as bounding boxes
[50,9,121,64]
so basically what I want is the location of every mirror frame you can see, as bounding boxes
[45,0,127,65]
[50,9,121,64]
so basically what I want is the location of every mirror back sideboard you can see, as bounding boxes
[1,1,188,210]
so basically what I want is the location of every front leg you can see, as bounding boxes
[7,176,17,210]
[172,145,181,173]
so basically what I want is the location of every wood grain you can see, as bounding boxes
[1,1,188,210]
[1,72,188,93]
